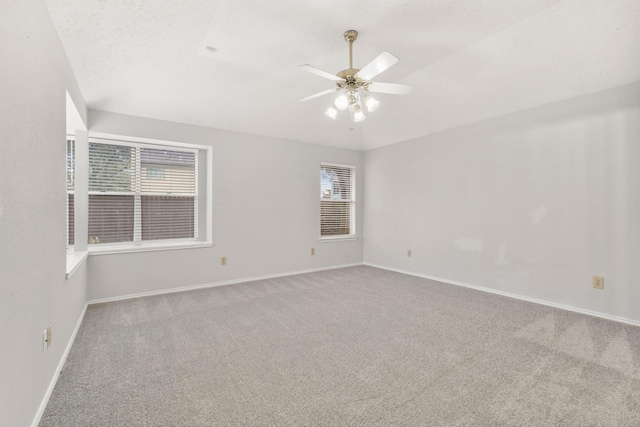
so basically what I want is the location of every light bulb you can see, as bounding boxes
[334,94,348,110]
[353,105,366,122]
[365,95,380,112]
[325,107,337,120]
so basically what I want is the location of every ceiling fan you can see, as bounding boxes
[298,30,413,122]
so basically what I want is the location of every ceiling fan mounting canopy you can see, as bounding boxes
[344,30,358,44]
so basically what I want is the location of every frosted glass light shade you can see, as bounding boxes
[325,107,337,119]
[353,110,366,122]
[334,94,349,110]
[365,95,380,112]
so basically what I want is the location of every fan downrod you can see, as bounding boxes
[341,30,360,78]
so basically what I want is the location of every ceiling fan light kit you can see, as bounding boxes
[299,30,413,122]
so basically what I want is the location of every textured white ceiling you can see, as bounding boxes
[45,0,640,150]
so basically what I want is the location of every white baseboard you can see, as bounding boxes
[364,262,640,328]
[31,302,88,427]
[88,262,364,305]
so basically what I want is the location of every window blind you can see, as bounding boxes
[320,163,355,237]
[88,139,197,245]
[66,137,75,246]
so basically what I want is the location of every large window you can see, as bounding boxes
[88,137,199,247]
[320,163,356,238]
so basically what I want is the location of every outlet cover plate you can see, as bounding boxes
[593,276,604,289]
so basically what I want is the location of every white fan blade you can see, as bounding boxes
[367,82,414,95]
[298,64,345,82]
[298,88,338,102]
[356,51,399,81]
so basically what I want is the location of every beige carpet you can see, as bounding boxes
[40,266,640,426]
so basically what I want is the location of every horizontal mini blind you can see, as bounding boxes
[88,142,135,244]
[66,137,75,246]
[88,194,135,243]
[140,148,196,241]
[320,163,355,237]
[88,139,197,245]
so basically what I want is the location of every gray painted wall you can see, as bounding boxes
[0,1,89,426]
[363,82,640,323]
[86,110,364,301]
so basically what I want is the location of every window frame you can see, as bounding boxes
[66,133,89,278]
[65,91,88,278]
[320,162,357,241]
[86,132,212,255]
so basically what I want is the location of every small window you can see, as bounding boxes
[146,167,165,180]
[320,163,355,238]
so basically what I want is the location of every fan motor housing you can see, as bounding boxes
[337,68,360,79]
[336,68,367,89]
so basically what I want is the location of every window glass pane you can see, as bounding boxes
[89,143,134,192]
[66,138,75,246]
[68,193,74,245]
[141,196,195,240]
[321,165,352,200]
[140,148,195,194]
[321,201,351,236]
[88,195,134,244]
[66,139,74,190]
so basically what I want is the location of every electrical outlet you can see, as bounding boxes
[593,276,604,289]
[311,248,315,256]
[221,256,227,266]
[46,326,52,348]
[407,249,412,258]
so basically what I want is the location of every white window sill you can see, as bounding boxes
[320,235,358,242]
[88,241,213,256]
[66,250,88,279]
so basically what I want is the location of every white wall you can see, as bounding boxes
[0,1,89,426]
[86,110,364,301]
[364,82,640,323]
